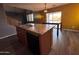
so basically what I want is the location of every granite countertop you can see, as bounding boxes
[18,23,54,35]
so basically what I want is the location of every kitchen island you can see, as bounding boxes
[16,23,53,55]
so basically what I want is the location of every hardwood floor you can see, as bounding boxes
[0,35,32,55]
[49,29,79,55]
[0,28,79,55]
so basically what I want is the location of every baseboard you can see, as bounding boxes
[63,29,79,32]
[0,33,16,39]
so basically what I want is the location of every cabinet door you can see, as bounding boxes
[16,27,27,46]
[39,29,52,54]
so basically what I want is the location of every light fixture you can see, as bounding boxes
[44,3,47,13]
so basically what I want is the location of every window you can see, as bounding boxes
[46,11,62,23]
[27,13,34,22]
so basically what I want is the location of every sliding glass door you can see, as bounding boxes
[46,11,62,28]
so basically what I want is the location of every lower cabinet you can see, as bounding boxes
[27,32,40,55]
[16,27,52,55]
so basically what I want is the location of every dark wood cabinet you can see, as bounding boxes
[16,24,53,55]
[27,32,40,54]
[16,27,27,46]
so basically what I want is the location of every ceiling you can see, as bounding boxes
[4,3,67,11]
